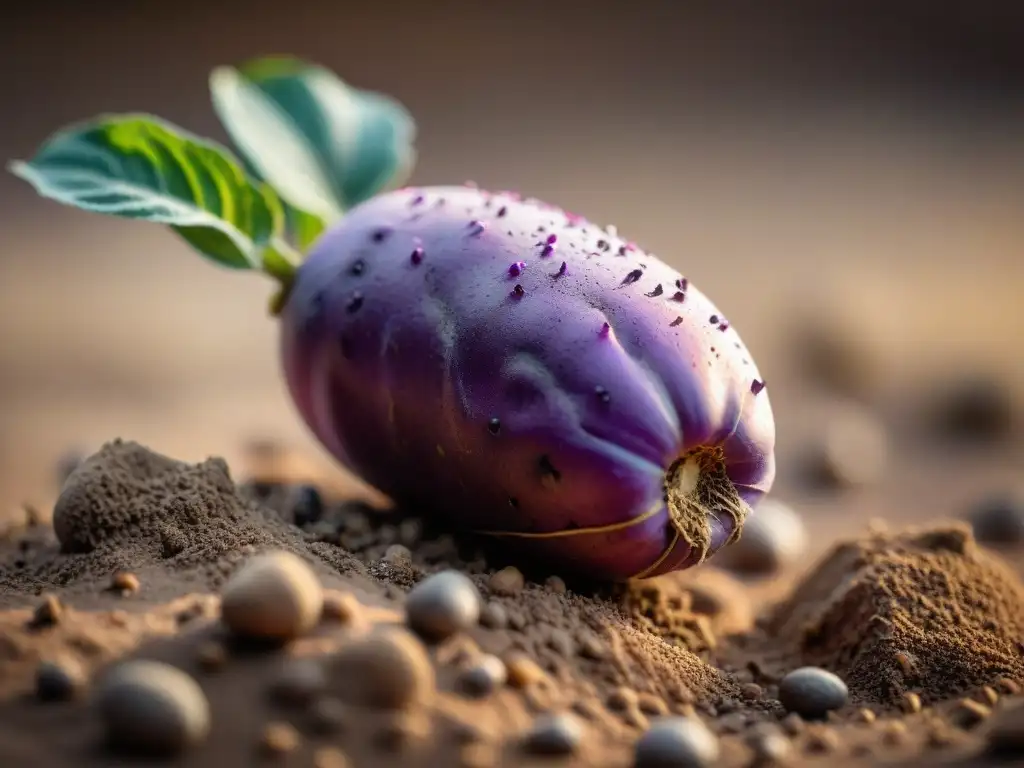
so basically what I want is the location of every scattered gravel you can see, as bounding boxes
[220,550,324,641]
[778,667,849,720]
[405,570,481,642]
[95,660,210,756]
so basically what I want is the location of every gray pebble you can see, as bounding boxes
[479,602,508,630]
[220,551,324,641]
[778,667,849,720]
[95,660,210,755]
[634,717,720,768]
[746,723,791,765]
[719,498,807,574]
[456,654,508,698]
[268,657,327,707]
[969,492,1024,546]
[523,712,583,756]
[36,657,86,701]
[405,570,481,642]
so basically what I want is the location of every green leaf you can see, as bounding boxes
[9,115,286,271]
[285,203,327,251]
[209,55,417,219]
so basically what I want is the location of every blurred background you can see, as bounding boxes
[1,0,1022,546]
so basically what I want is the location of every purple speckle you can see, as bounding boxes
[718,321,730,332]
[645,284,664,298]
[468,220,486,236]
[371,227,392,243]
[670,316,684,327]
[511,284,526,298]
[617,245,629,256]
[671,291,686,302]
[556,261,568,276]
[676,278,688,291]
[541,244,555,258]
[599,322,611,338]
[410,246,424,265]
[622,269,643,285]
[496,206,508,218]
[594,385,611,404]
[410,193,425,206]
[545,234,558,245]
[709,315,719,324]
[508,261,526,277]
[751,379,766,395]
[596,239,610,251]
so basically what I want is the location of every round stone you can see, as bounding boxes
[523,712,583,756]
[268,657,327,707]
[36,657,86,702]
[220,551,323,641]
[329,628,434,709]
[634,717,720,768]
[405,570,481,642]
[778,667,849,720]
[456,655,507,698]
[488,567,525,596]
[95,660,210,755]
[719,498,807,574]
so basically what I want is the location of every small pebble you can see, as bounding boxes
[951,698,991,729]
[479,602,508,630]
[855,708,876,724]
[96,660,210,755]
[741,683,763,701]
[545,575,567,594]
[488,566,525,595]
[456,655,508,698]
[321,592,361,624]
[196,641,227,673]
[220,551,323,641]
[268,657,327,707]
[384,544,412,564]
[778,667,849,720]
[291,485,324,527]
[523,712,583,756]
[638,693,668,716]
[578,633,607,660]
[608,687,640,710]
[329,628,434,709]
[405,570,481,642]
[36,657,86,701]
[376,711,431,751]
[313,746,351,768]
[803,725,840,753]
[980,686,1000,706]
[31,594,64,628]
[261,721,301,755]
[110,571,140,595]
[746,723,790,765]
[634,716,720,768]
[504,652,548,689]
[901,691,922,714]
[815,404,888,488]
[308,696,349,734]
[969,492,1024,546]
[719,498,807,574]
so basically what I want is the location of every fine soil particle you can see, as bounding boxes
[755,524,1024,707]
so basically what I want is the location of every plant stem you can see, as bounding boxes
[262,238,302,317]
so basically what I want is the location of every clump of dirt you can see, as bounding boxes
[755,524,1024,707]
[0,440,364,605]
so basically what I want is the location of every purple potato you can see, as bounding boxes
[280,186,775,580]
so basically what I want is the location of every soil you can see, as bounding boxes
[1,429,1023,767]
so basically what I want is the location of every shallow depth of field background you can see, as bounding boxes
[1,1,1022,543]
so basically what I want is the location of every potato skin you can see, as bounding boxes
[279,186,775,580]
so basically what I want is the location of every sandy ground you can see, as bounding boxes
[0,130,1023,766]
